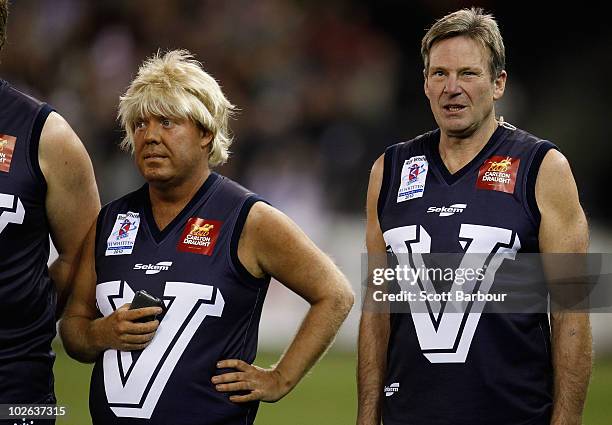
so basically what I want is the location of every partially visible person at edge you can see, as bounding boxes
[0,1,100,423]
[60,49,354,425]
[357,7,591,425]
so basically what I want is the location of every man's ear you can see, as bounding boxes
[493,70,507,101]
[200,128,213,149]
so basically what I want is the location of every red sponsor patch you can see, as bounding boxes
[0,135,17,173]
[177,218,222,255]
[476,155,520,194]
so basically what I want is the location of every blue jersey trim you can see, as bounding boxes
[377,146,395,220]
[427,125,510,185]
[29,104,54,187]
[229,196,271,287]
[143,172,220,244]
[525,141,559,227]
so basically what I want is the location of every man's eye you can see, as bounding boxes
[135,121,146,129]
[161,118,172,127]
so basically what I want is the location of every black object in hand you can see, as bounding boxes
[129,290,165,323]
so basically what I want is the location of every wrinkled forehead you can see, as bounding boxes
[428,35,490,70]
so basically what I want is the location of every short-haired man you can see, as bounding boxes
[0,0,100,419]
[358,8,591,425]
[60,50,354,425]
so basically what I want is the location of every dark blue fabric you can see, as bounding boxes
[0,79,56,403]
[90,174,269,425]
[379,124,554,425]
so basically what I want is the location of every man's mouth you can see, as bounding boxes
[144,153,166,159]
[444,104,466,112]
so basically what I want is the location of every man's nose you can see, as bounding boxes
[144,122,161,144]
[444,75,462,95]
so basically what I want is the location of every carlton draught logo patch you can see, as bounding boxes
[0,135,17,173]
[178,218,222,255]
[476,156,520,194]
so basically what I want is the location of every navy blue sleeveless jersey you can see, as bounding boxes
[0,79,57,404]
[378,123,557,425]
[90,172,270,425]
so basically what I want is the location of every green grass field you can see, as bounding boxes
[53,343,612,424]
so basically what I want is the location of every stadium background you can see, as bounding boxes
[2,0,611,423]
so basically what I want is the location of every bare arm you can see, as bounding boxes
[212,201,355,402]
[357,154,389,425]
[59,223,163,363]
[39,112,100,317]
[536,150,592,425]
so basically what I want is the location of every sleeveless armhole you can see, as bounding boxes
[229,195,271,287]
[525,140,559,226]
[28,104,54,187]
[377,145,396,220]
[94,206,110,256]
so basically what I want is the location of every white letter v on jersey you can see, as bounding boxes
[383,224,520,363]
[96,280,225,418]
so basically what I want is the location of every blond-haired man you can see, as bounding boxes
[60,50,354,425]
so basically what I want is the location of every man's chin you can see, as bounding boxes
[143,171,172,185]
[443,123,478,139]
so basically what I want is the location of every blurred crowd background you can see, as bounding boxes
[2,0,611,352]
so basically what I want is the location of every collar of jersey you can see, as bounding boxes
[427,125,510,186]
[141,172,221,244]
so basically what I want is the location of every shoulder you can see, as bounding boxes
[39,111,73,140]
[385,130,436,158]
[375,129,436,186]
[39,112,80,151]
[240,202,309,256]
[504,125,557,154]
[539,148,571,171]
[536,149,588,252]
[95,188,144,245]
[242,201,284,234]
[212,173,264,205]
[535,149,584,229]
[511,127,541,144]
[39,112,93,183]
[371,153,385,180]
[536,149,575,199]
[515,123,571,194]
[237,200,307,279]
[217,173,256,193]
[100,186,147,217]
[368,154,385,207]
[370,130,435,217]
[39,112,100,255]
[0,80,43,109]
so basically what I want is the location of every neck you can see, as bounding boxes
[148,169,211,230]
[438,115,498,174]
